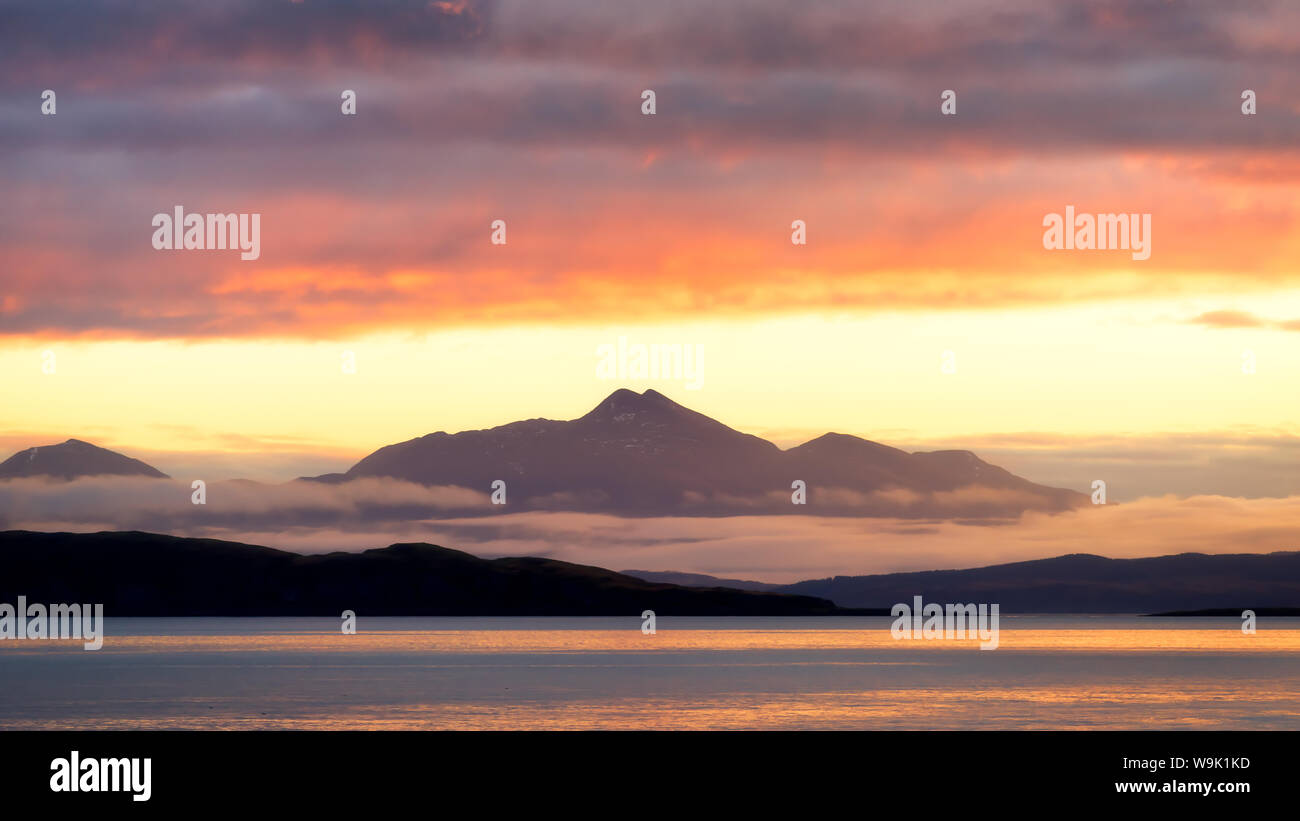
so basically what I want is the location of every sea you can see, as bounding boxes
[2,616,1298,730]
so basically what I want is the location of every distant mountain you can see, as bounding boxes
[305,388,1084,517]
[620,569,781,592]
[0,530,845,616]
[775,551,1300,613]
[1151,608,1300,617]
[0,439,168,480]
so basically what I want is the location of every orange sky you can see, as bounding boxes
[2,0,1299,480]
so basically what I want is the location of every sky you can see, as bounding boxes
[1,0,1298,573]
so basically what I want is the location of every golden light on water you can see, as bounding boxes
[5,626,1300,654]
[5,623,1300,730]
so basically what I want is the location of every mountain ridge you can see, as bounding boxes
[0,438,168,480]
[303,389,1085,517]
[4,529,1297,614]
[774,550,1300,612]
[0,390,1086,518]
[0,530,847,616]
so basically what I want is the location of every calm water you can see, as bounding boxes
[2,616,1298,730]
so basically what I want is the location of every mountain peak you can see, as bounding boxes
[317,389,1083,517]
[0,439,169,481]
[581,387,687,422]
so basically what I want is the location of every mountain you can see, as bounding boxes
[0,530,846,616]
[620,569,781,592]
[305,388,1084,517]
[774,551,1300,613]
[8,530,1295,615]
[0,439,168,480]
[1151,608,1300,617]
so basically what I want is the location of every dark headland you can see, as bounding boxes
[1147,608,1300,617]
[6,531,1298,616]
[0,530,864,617]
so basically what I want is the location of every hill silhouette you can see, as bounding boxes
[0,439,167,480]
[0,530,845,616]
[776,551,1300,612]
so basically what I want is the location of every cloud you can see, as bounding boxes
[3,473,1299,582]
[1185,310,1300,331]
[0,475,489,531]
[0,0,491,75]
[6,1,1298,79]
[676,485,1071,518]
[1187,310,1267,328]
[301,495,1300,581]
[5,1,1300,338]
[890,430,1300,502]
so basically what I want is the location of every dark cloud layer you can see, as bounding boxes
[5,0,1297,73]
[4,0,1300,337]
[1,0,492,69]
[4,0,1298,153]
[3,477,1298,580]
